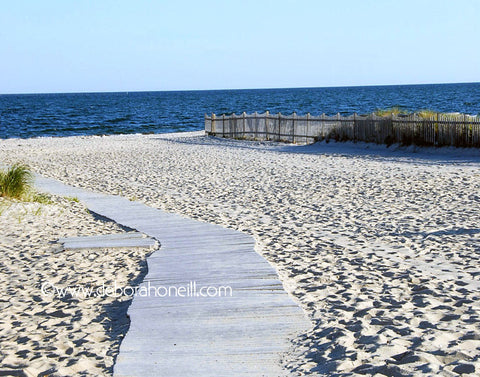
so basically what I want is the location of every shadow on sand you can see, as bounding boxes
[155,135,480,166]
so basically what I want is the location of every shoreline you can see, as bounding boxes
[1,132,480,375]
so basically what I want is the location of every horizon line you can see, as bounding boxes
[1,81,479,96]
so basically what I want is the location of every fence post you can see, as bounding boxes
[242,112,246,138]
[353,112,357,143]
[292,112,296,143]
[337,113,341,141]
[265,111,269,140]
[222,114,225,137]
[306,113,310,144]
[254,112,258,139]
[211,113,216,134]
[231,113,236,139]
[390,113,394,145]
[321,113,325,139]
[278,112,282,141]
[234,113,238,138]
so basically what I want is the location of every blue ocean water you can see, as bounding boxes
[0,83,479,139]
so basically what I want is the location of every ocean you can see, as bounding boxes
[0,82,479,139]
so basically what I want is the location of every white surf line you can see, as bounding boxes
[35,175,311,377]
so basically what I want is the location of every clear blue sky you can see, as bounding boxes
[1,0,479,94]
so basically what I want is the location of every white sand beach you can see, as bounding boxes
[0,194,156,376]
[1,131,480,376]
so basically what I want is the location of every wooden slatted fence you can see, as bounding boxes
[205,112,480,147]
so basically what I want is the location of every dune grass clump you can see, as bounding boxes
[29,192,54,204]
[0,164,33,200]
[375,108,462,119]
[374,107,408,116]
[0,165,55,206]
[417,109,439,119]
[374,108,447,118]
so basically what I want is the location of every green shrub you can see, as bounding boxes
[0,164,33,199]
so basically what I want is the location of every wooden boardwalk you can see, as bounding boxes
[36,176,311,376]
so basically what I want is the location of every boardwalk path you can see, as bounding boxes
[36,175,311,376]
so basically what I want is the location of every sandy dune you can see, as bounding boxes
[1,132,479,376]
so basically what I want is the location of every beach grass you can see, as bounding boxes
[0,164,33,200]
[376,108,464,119]
[374,107,408,116]
[28,192,54,204]
[417,109,439,118]
[0,164,55,204]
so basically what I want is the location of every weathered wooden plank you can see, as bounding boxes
[58,232,145,243]
[61,234,157,250]
[113,354,288,377]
